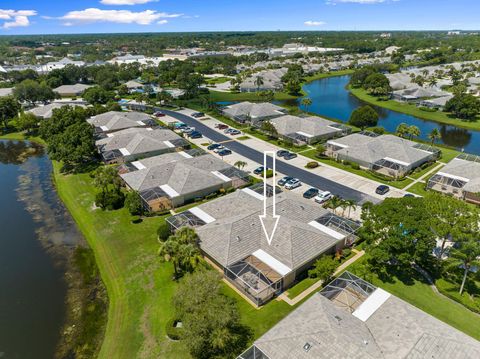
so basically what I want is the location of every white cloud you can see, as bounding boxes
[0,9,37,29]
[100,0,158,5]
[304,20,326,26]
[58,8,181,26]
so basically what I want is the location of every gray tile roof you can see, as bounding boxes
[270,115,342,138]
[120,154,233,194]
[53,83,92,95]
[95,127,184,156]
[252,292,480,359]
[28,102,87,119]
[0,87,13,97]
[87,111,152,132]
[222,102,285,120]
[438,157,480,193]
[328,134,432,166]
[192,190,341,270]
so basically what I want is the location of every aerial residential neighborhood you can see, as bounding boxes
[1,1,480,359]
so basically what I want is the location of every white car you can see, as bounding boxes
[284,178,302,190]
[314,191,333,204]
[213,145,225,153]
[181,127,195,133]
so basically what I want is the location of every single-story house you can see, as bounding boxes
[392,87,449,102]
[120,153,249,211]
[239,68,288,93]
[385,73,415,91]
[239,271,480,359]
[326,133,440,178]
[28,102,87,119]
[427,154,480,204]
[418,95,453,110]
[95,127,189,164]
[167,187,359,306]
[221,102,287,125]
[0,88,13,97]
[53,83,92,97]
[124,80,144,92]
[269,115,350,145]
[87,111,157,135]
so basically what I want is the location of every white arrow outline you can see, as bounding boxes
[259,150,280,245]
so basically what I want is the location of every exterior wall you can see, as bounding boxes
[464,191,480,205]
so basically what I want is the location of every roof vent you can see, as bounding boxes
[236,236,241,242]
[363,340,369,346]
[303,342,312,352]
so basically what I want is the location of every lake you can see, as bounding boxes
[0,140,83,359]
[284,75,480,155]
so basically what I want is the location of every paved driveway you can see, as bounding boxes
[159,108,380,204]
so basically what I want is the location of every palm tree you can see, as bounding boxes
[254,76,264,91]
[339,199,349,217]
[158,227,201,279]
[328,196,342,215]
[396,123,409,138]
[345,199,356,218]
[448,238,480,295]
[428,128,441,145]
[407,125,420,140]
[234,160,247,170]
[301,97,313,112]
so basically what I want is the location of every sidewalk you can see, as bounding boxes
[279,249,365,306]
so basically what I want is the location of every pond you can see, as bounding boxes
[0,140,83,358]
[282,75,480,155]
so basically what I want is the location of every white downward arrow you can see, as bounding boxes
[259,150,280,246]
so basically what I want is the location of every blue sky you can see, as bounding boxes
[0,0,478,35]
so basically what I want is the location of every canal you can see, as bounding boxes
[284,75,480,155]
[0,140,83,359]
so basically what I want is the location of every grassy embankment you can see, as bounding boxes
[52,161,302,359]
[349,86,480,131]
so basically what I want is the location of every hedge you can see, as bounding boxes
[165,318,184,341]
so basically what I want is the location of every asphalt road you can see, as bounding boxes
[160,109,380,204]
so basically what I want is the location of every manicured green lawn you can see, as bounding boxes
[303,69,355,83]
[205,77,231,85]
[208,90,297,102]
[52,162,300,359]
[436,278,480,314]
[407,182,430,197]
[349,87,480,131]
[286,278,320,299]
[439,146,462,163]
[347,257,480,340]
[0,131,46,145]
[408,162,443,180]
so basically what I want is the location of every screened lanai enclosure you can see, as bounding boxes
[427,173,466,197]
[225,255,284,306]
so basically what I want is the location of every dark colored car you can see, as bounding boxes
[253,166,265,175]
[216,124,229,130]
[303,188,319,199]
[154,111,165,117]
[284,152,298,160]
[375,185,390,195]
[188,131,203,139]
[217,149,232,156]
[278,176,294,186]
[277,150,290,157]
[191,112,205,118]
[403,193,415,198]
[207,143,221,151]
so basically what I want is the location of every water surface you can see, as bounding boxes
[0,140,83,359]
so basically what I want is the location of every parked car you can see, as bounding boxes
[217,149,232,156]
[213,145,225,153]
[189,131,203,139]
[207,143,221,151]
[284,152,298,160]
[276,150,290,157]
[229,129,241,135]
[285,178,302,190]
[314,191,333,204]
[278,176,294,186]
[303,188,319,199]
[253,166,265,175]
[375,185,390,195]
[191,112,205,118]
[181,127,195,133]
[174,122,186,129]
[403,193,415,198]
[224,128,237,134]
[215,123,229,130]
[154,111,165,117]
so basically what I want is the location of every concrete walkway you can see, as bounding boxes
[279,249,365,306]
[402,163,444,191]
